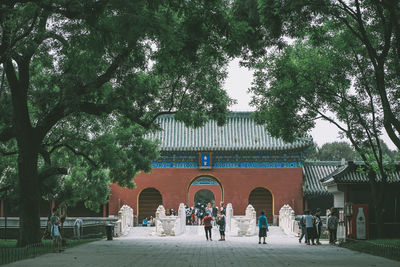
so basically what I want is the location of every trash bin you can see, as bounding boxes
[105,224,114,240]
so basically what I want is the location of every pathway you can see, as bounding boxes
[5,226,399,267]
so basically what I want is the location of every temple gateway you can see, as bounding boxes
[108,112,313,224]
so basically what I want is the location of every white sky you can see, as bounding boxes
[224,58,397,150]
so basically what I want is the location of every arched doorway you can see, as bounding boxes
[138,188,162,222]
[187,176,223,208]
[248,187,273,224]
[194,189,215,207]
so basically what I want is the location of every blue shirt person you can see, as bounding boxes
[257,211,269,244]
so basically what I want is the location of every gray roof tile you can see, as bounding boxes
[321,161,400,186]
[146,112,312,152]
[302,161,341,196]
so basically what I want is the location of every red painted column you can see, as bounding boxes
[51,199,55,210]
[103,204,107,217]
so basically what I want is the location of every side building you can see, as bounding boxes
[108,112,312,224]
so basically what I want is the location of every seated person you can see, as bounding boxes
[147,216,153,227]
[142,217,148,226]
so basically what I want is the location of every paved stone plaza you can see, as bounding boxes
[6,226,399,267]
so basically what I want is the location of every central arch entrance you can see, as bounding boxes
[194,189,215,206]
[187,176,223,208]
[248,187,273,224]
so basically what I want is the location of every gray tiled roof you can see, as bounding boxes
[302,161,341,196]
[146,112,312,152]
[321,161,400,186]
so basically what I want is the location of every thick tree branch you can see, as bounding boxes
[51,143,98,167]
[0,147,17,156]
[37,50,131,139]
[36,103,65,140]
[39,147,51,165]
[356,0,385,63]
[79,102,110,115]
[336,0,358,20]
[38,167,68,181]
[80,50,130,94]
[8,9,39,56]
[43,32,69,49]
[352,47,384,163]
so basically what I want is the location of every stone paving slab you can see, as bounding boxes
[5,226,399,267]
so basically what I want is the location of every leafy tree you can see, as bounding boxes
[238,0,400,236]
[0,0,236,245]
[238,0,400,150]
[304,142,319,161]
[315,142,356,161]
[307,140,397,162]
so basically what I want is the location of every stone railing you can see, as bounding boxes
[114,205,134,237]
[226,204,257,236]
[0,217,118,228]
[153,203,186,236]
[279,204,300,236]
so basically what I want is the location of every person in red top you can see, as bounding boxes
[202,213,214,241]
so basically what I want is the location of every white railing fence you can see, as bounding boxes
[225,203,257,236]
[153,203,186,236]
[114,205,134,237]
[278,204,300,237]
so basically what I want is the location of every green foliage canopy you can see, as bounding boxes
[0,0,237,245]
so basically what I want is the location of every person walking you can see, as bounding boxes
[298,212,307,244]
[185,205,192,225]
[202,212,214,241]
[314,208,322,245]
[206,202,213,216]
[304,210,315,245]
[328,208,339,244]
[212,203,218,226]
[50,207,62,252]
[191,207,196,225]
[217,210,226,241]
[220,201,226,214]
[258,211,269,244]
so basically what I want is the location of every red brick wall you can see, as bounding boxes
[109,168,303,217]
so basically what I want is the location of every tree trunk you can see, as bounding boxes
[17,137,41,246]
[369,170,385,238]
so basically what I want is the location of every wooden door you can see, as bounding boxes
[248,187,273,224]
[138,188,162,222]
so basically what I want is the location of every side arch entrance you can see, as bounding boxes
[248,187,273,224]
[138,188,162,222]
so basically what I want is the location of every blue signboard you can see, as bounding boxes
[192,178,218,185]
[199,152,212,169]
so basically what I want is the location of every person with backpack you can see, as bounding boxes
[327,208,339,244]
[217,210,226,241]
[298,211,308,244]
[258,210,269,244]
[314,208,323,245]
[304,210,315,245]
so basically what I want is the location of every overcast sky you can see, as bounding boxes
[224,58,397,150]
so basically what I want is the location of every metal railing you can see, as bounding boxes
[340,239,400,261]
[0,224,106,265]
